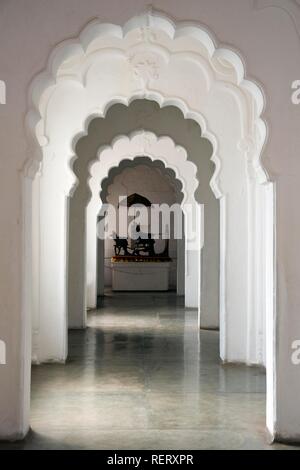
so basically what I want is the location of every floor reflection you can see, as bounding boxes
[1,291,298,449]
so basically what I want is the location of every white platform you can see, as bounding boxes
[111,261,171,291]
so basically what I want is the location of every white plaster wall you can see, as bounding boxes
[102,164,179,289]
[0,0,300,443]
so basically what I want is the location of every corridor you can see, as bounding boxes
[1,293,293,449]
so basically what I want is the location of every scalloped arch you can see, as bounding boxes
[69,93,221,199]
[89,130,198,207]
[27,11,264,111]
[100,156,184,204]
[25,9,268,195]
[25,9,273,376]
[85,130,202,314]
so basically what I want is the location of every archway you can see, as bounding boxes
[86,131,201,314]
[23,10,274,435]
[96,157,186,300]
[66,103,214,329]
[91,157,185,301]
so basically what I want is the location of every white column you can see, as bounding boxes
[246,181,271,365]
[31,170,41,363]
[184,202,201,309]
[68,196,87,329]
[97,236,105,297]
[36,157,68,362]
[86,204,98,308]
[176,217,185,296]
[219,191,249,363]
[20,171,34,437]
[199,199,220,330]
[265,183,275,436]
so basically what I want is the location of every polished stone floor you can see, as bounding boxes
[1,292,298,450]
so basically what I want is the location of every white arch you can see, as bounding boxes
[89,131,198,205]
[86,131,201,309]
[24,10,267,192]
[23,10,273,390]
[100,157,184,204]
[93,156,186,301]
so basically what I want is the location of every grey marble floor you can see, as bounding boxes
[1,292,298,450]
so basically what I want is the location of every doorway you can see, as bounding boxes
[22,11,274,441]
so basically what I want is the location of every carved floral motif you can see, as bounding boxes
[128,52,161,87]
